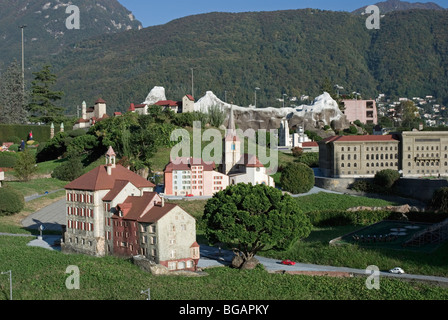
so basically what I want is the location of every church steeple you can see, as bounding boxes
[222,106,241,174]
[106,146,116,175]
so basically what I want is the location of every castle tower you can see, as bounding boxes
[50,123,54,139]
[60,123,64,133]
[279,119,290,147]
[222,106,241,174]
[106,146,116,175]
[94,98,107,119]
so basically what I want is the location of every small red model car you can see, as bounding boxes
[281,259,296,266]
[186,194,194,197]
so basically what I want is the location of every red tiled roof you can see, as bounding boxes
[185,95,194,101]
[164,157,216,173]
[155,100,180,107]
[128,103,135,112]
[116,192,159,221]
[302,142,319,147]
[86,107,95,113]
[75,118,90,124]
[114,112,122,116]
[321,135,398,143]
[102,180,130,202]
[65,164,155,191]
[96,98,106,104]
[242,154,264,168]
[135,104,147,109]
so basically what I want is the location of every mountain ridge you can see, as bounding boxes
[352,0,445,14]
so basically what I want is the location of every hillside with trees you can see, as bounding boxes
[3,8,448,116]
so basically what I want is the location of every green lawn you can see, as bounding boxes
[0,236,447,301]
[5,178,67,197]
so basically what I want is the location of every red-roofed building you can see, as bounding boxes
[318,134,400,178]
[73,99,109,130]
[63,146,200,270]
[110,192,199,271]
[163,106,275,196]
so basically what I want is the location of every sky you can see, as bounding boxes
[119,0,448,28]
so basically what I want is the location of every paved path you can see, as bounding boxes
[198,245,448,286]
[21,198,66,232]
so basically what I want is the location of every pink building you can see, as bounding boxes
[341,99,378,125]
[164,157,229,196]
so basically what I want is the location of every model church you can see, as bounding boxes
[164,107,275,197]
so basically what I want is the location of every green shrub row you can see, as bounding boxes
[306,210,393,227]
[0,124,51,143]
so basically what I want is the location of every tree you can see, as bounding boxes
[27,64,64,124]
[374,169,400,188]
[280,162,315,194]
[14,149,37,181]
[208,105,226,128]
[203,184,312,268]
[51,154,84,181]
[397,100,420,127]
[430,187,448,213]
[0,61,28,124]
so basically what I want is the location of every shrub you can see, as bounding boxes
[306,210,392,227]
[8,144,19,152]
[280,162,315,194]
[208,105,226,128]
[0,152,19,168]
[14,150,38,181]
[51,155,84,181]
[430,187,448,213]
[292,147,303,158]
[296,152,319,167]
[374,169,400,188]
[0,186,25,216]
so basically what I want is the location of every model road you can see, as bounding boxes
[19,195,448,287]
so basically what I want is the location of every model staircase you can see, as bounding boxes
[403,219,448,247]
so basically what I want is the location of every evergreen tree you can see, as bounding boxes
[27,64,64,124]
[0,61,28,124]
[14,149,37,181]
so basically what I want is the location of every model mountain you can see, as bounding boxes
[352,0,445,14]
[0,0,142,69]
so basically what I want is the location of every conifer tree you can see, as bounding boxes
[27,64,64,124]
[0,61,28,124]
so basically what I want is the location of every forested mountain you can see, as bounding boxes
[0,0,142,71]
[353,0,445,14]
[7,7,448,115]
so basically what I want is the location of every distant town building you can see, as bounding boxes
[401,131,448,178]
[278,119,312,149]
[318,135,400,178]
[128,95,195,115]
[73,99,109,130]
[341,99,378,125]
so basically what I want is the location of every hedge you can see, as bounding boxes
[0,124,51,143]
[306,210,393,227]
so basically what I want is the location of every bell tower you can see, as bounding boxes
[222,106,241,174]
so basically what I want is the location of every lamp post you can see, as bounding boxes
[19,25,27,93]
[191,68,194,99]
[335,85,344,98]
[1,270,12,300]
[254,87,260,108]
[283,93,287,108]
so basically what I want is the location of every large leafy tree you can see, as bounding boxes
[397,100,420,127]
[27,64,64,124]
[204,183,312,267]
[0,61,28,124]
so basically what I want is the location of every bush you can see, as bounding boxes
[296,152,319,167]
[292,147,303,158]
[374,169,400,188]
[14,150,38,181]
[0,152,19,168]
[306,210,392,227]
[8,144,19,152]
[51,156,84,181]
[280,162,315,194]
[430,187,448,213]
[0,186,25,216]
